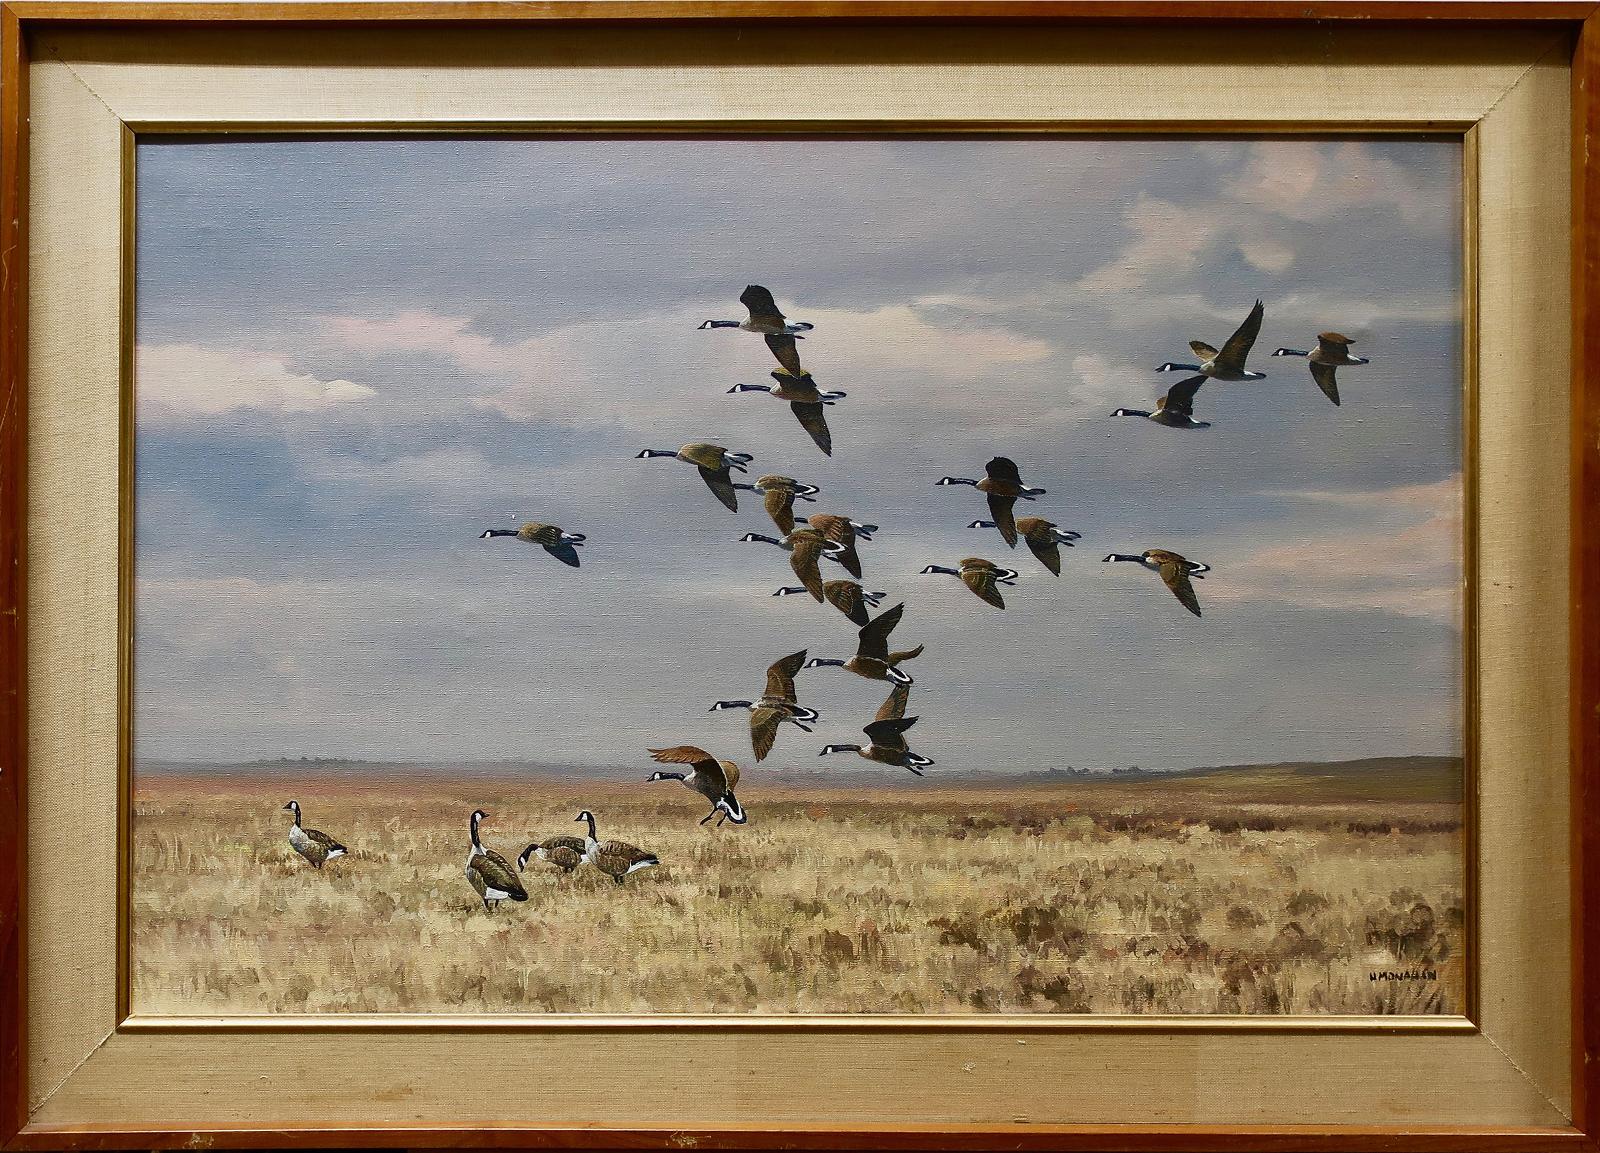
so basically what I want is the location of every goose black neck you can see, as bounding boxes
[582,812,597,840]
[1105,553,1143,563]
[1113,408,1151,418]
[482,528,519,538]
[655,771,688,782]
[470,813,482,850]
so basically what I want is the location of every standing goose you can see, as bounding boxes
[739,527,845,601]
[709,648,819,761]
[517,834,586,875]
[919,557,1019,609]
[968,516,1080,575]
[772,579,886,627]
[1113,374,1211,429]
[732,474,819,535]
[798,513,877,579]
[937,457,1045,548]
[574,810,661,884]
[635,442,754,513]
[281,800,347,870]
[698,284,814,336]
[646,746,748,825]
[818,683,934,776]
[727,369,845,456]
[478,522,587,568]
[1157,299,1267,381]
[1271,332,1368,406]
[1102,549,1212,617]
[465,809,529,911]
[802,601,923,686]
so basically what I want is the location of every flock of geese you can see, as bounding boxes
[295,285,1369,909]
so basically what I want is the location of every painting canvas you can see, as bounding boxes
[130,136,1465,1017]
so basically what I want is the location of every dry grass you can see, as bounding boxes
[131,771,1465,1016]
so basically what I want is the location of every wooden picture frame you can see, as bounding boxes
[0,1,1596,1147]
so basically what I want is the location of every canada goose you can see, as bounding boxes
[635,442,754,513]
[1102,549,1212,617]
[1157,299,1266,381]
[798,513,877,579]
[710,648,819,761]
[732,474,820,535]
[937,457,1045,548]
[727,370,845,456]
[1271,332,1368,406]
[698,284,815,336]
[818,683,934,776]
[516,834,586,874]
[465,809,529,911]
[967,517,1080,576]
[574,810,661,884]
[478,522,587,568]
[802,601,923,685]
[739,527,846,601]
[1113,375,1211,429]
[772,579,886,626]
[281,800,347,870]
[919,557,1019,609]
[646,746,748,824]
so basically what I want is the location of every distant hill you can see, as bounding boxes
[1030,756,1463,804]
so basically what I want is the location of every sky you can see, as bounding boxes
[131,136,1465,773]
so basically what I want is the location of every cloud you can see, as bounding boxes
[136,342,376,419]
[1210,475,1464,623]
[1225,142,1451,231]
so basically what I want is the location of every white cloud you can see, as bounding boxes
[1225,141,1451,231]
[136,342,376,419]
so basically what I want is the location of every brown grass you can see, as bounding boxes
[131,772,1465,1016]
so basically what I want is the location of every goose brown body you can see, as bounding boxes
[575,810,661,883]
[465,810,528,910]
[804,602,923,685]
[819,683,934,775]
[282,801,346,870]
[801,513,869,578]
[517,835,586,874]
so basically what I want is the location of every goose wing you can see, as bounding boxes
[765,332,807,377]
[863,714,917,752]
[1310,361,1342,406]
[824,580,871,626]
[597,839,659,871]
[1188,340,1219,360]
[740,284,786,329]
[961,564,1007,609]
[874,681,910,723]
[765,649,808,702]
[546,844,582,870]
[985,491,1019,548]
[1158,559,1203,617]
[518,523,558,545]
[984,456,1022,485]
[749,708,783,761]
[1020,526,1062,576]
[471,850,528,900]
[1216,299,1265,373]
[1317,332,1355,354]
[697,465,739,512]
[788,532,828,601]
[763,485,797,534]
[790,402,833,456]
[649,745,721,774]
[678,442,727,470]
[1163,374,1206,416]
[304,827,346,854]
[856,602,904,661]
[543,541,581,568]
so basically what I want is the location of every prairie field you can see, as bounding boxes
[131,765,1465,1017]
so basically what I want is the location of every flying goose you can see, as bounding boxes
[1113,374,1211,429]
[1271,332,1368,406]
[739,527,846,601]
[732,474,820,535]
[818,683,934,776]
[798,513,877,579]
[636,442,754,513]
[802,601,923,685]
[727,370,845,456]
[772,579,886,626]
[698,284,814,336]
[920,557,1019,609]
[516,834,586,875]
[1102,549,1211,617]
[646,746,748,825]
[575,810,661,884]
[465,809,529,911]
[1157,299,1267,381]
[478,522,587,568]
[937,457,1045,548]
[967,516,1080,575]
[710,648,819,761]
[282,800,347,870]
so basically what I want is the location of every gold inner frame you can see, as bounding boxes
[22,19,1573,1132]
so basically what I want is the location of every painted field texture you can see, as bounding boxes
[131,763,1464,1017]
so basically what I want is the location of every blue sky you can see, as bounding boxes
[132,137,1464,772]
